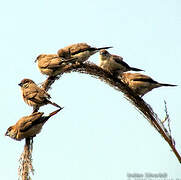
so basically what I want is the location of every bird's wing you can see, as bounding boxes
[69,43,92,55]
[133,78,158,84]
[130,74,158,84]
[58,43,92,57]
[40,88,50,98]
[23,88,38,100]
[57,47,71,58]
[46,57,63,69]
[25,85,50,103]
[112,55,131,69]
[19,112,44,132]
[34,88,51,104]
[38,55,62,68]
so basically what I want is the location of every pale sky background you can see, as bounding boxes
[1,0,181,179]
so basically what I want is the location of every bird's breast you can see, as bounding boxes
[18,124,43,140]
[38,67,53,76]
[72,51,90,62]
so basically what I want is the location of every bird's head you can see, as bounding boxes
[34,54,46,63]
[18,78,35,88]
[5,126,18,140]
[99,49,111,60]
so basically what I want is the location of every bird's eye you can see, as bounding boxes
[100,51,107,55]
[23,82,29,88]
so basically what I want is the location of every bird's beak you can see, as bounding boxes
[5,131,9,136]
[34,59,37,63]
[18,82,23,87]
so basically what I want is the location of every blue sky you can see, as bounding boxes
[1,0,181,179]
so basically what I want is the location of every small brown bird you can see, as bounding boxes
[57,43,112,63]
[99,49,143,75]
[120,72,177,97]
[35,54,76,76]
[5,109,61,141]
[19,78,62,112]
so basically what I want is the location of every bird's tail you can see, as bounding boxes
[159,83,177,87]
[42,108,63,124]
[48,108,63,117]
[130,67,144,72]
[47,100,64,109]
[97,46,113,51]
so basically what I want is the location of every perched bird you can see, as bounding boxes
[35,54,76,77]
[99,49,143,75]
[5,109,61,141]
[19,78,63,112]
[57,43,112,63]
[120,72,177,97]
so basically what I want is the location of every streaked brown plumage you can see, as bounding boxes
[57,43,112,63]
[19,78,63,112]
[120,72,177,97]
[5,109,61,141]
[99,49,143,75]
[35,54,76,76]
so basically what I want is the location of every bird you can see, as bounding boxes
[35,54,77,77]
[57,43,112,63]
[5,109,62,141]
[120,72,177,97]
[18,78,63,112]
[99,49,143,75]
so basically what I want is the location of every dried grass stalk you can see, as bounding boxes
[41,61,181,163]
[18,138,34,180]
